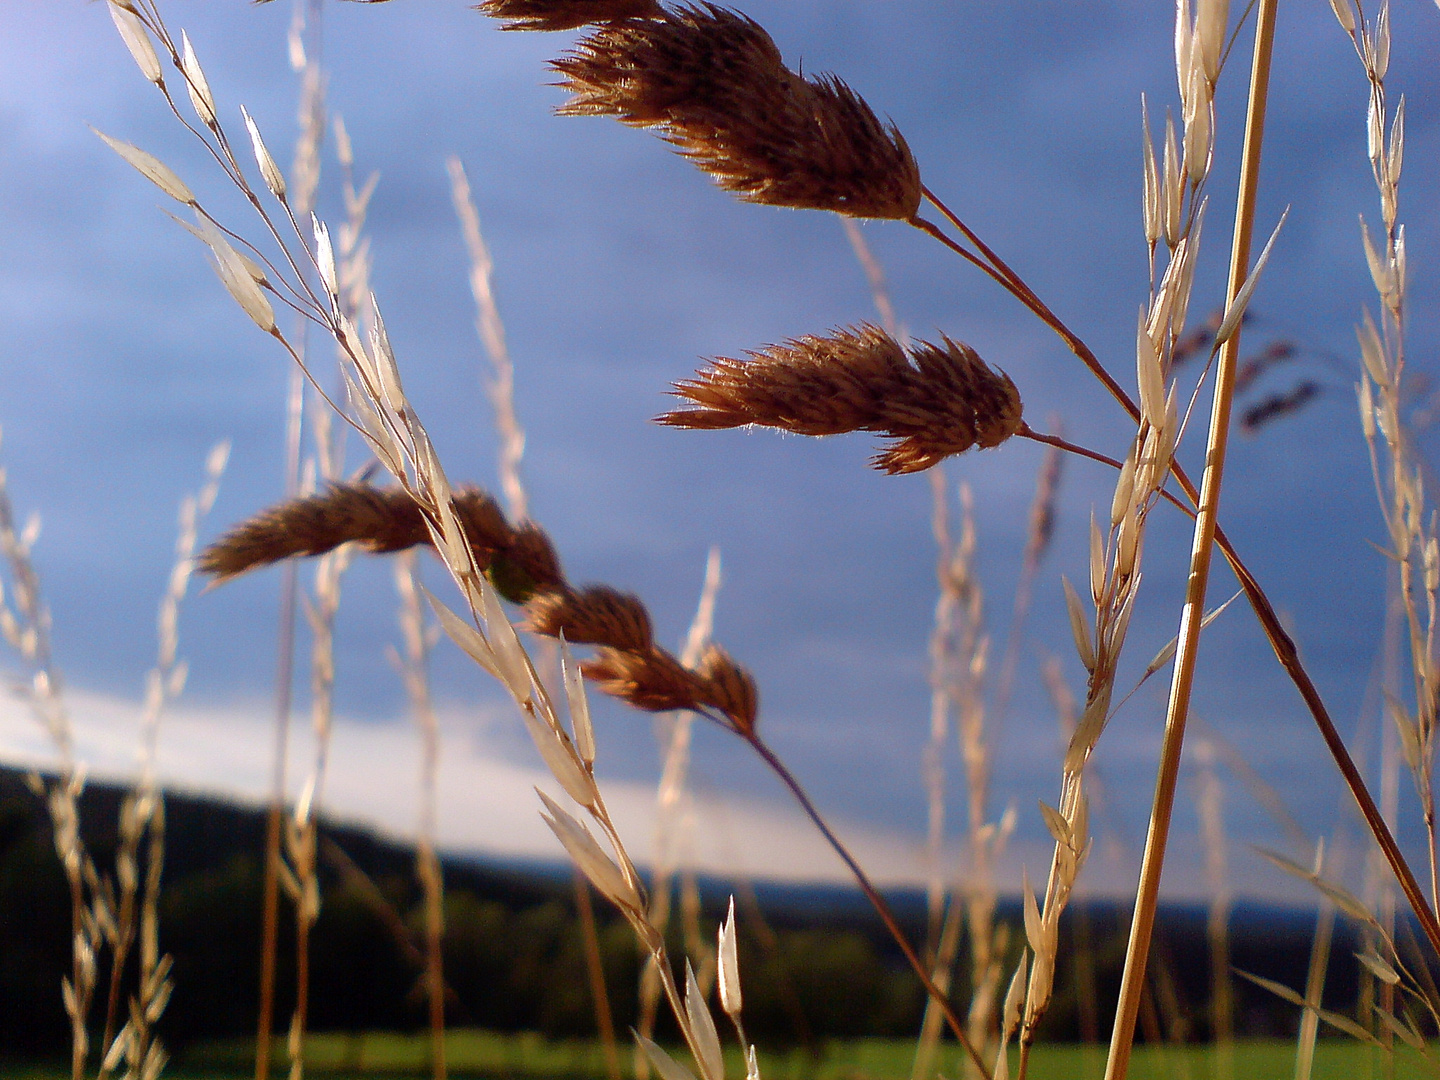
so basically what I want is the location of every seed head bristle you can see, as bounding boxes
[200,482,759,731]
[478,0,664,31]
[553,4,922,219]
[527,586,655,652]
[694,643,757,734]
[582,646,707,714]
[657,324,1023,473]
[196,483,429,580]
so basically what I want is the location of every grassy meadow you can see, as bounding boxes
[6,1034,1431,1080]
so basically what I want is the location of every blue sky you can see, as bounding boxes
[1,0,1438,901]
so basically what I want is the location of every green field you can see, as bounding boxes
[7,1032,1417,1080]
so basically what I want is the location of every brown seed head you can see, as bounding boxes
[553,4,921,219]
[478,0,664,32]
[199,484,526,582]
[527,586,654,652]
[198,483,430,580]
[658,324,1023,473]
[503,523,566,595]
[200,482,763,731]
[583,646,708,714]
[694,643,758,734]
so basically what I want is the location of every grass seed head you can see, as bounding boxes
[659,323,1022,473]
[583,646,707,713]
[479,0,664,32]
[695,642,758,734]
[201,483,760,731]
[526,585,655,652]
[553,4,922,218]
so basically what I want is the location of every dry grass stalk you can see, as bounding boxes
[1105,4,1278,1077]
[834,219,1011,1079]
[259,7,325,1075]
[99,443,227,1080]
[909,483,1014,1080]
[1039,656,1101,1055]
[552,3,921,219]
[102,11,752,1066]
[451,155,618,1073]
[447,157,529,522]
[637,547,722,1076]
[0,428,221,1080]
[1007,3,1238,1067]
[834,218,1002,1079]
[944,447,1060,1078]
[1104,0,1274,1072]
[659,324,1022,474]
[283,74,381,1078]
[392,550,449,1080]
[1336,0,1439,912]
[0,446,102,1080]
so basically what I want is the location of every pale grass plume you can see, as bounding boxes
[638,546,723,1076]
[448,156,528,521]
[837,221,1010,1077]
[1337,0,1440,917]
[102,14,760,1076]
[1019,2,1221,1072]
[97,443,227,1080]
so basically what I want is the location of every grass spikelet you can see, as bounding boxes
[200,483,758,731]
[582,646,710,715]
[658,324,1022,473]
[479,0,663,32]
[526,586,655,652]
[553,4,922,219]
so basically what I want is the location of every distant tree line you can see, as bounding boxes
[0,769,1365,1064]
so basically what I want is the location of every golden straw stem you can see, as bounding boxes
[1103,5,1278,1078]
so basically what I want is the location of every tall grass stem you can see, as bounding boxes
[1104,5,1278,1076]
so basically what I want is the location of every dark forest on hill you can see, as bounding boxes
[0,768,1369,1064]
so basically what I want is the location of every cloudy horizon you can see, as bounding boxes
[1,0,1438,909]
